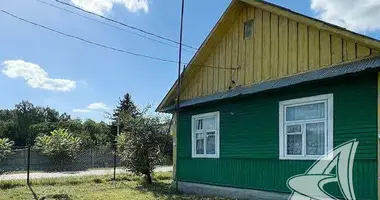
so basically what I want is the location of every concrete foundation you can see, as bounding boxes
[177,181,289,200]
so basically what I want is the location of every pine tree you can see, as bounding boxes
[113,93,139,120]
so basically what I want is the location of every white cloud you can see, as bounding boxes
[73,109,92,113]
[2,60,76,92]
[73,102,110,115]
[311,0,380,32]
[71,0,149,16]
[87,102,110,110]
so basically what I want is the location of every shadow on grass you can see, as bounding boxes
[39,194,71,200]
[0,181,24,189]
[27,183,39,200]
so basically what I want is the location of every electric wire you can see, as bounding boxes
[34,0,195,53]
[52,0,198,51]
[0,9,237,70]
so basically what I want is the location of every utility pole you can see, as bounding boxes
[175,0,185,192]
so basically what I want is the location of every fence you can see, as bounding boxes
[0,147,120,173]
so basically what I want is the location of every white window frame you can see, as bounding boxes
[279,94,333,160]
[191,111,220,158]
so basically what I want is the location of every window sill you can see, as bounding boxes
[279,155,332,161]
[192,154,219,159]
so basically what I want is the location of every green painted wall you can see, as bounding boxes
[177,73,378,199]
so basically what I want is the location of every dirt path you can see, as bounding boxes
[0,166,172,181]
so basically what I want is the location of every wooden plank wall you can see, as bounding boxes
[181,6,379,100]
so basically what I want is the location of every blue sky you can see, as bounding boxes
[1,0,379,122]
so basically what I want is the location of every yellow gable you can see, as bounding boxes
[158,0,380,111]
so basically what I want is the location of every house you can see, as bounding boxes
[157,0,380,199]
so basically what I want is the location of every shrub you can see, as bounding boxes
[34,129,81,169]
[0,138,14,161]
[117,114,169,184]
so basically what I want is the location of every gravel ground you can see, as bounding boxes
[0,166,172,181]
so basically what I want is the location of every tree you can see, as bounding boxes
[117,112,169,184]
[113,93,139,119]
[0,138,14,161]
[14,101,55,146]
[0,100,112,148]
[81,119,111,149]
[34,129,82,169]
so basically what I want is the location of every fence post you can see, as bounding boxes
[113,119,120,181]
[91,149,95,168]
[27,141,31,185]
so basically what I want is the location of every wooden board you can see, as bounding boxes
[253,8,263,83]
[219,36,226,91]
[262,11,271,80]
[226,27,233,89]
[288,20,298,74]
[346,41,356,60]
[232,18,239,88]
[298,23,308,72]
[308,27,320,70]
[238,8,247,86]
[270,13,279,78]
[245,6,255,85]
[278,16,288,77]
[331,35,343,64]
[320,30,331,67]
[357,44,371,58]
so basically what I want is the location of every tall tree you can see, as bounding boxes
[14,101,36,145]
[113,93,139,119]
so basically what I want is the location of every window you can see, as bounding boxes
[192,112,220,158]
[244,20,254,39]
[279,94,333,160]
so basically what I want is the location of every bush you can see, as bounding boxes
[34,129,81,169]
[0,138,14,161]
[117,114,169,184]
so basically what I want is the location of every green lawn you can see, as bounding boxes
[0,172,232,200]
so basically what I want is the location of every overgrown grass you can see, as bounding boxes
[0,172,232,200]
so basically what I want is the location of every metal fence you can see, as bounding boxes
[0,146,120,176]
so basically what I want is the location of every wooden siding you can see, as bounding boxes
[177,73,378,199]
[181,5,380,100]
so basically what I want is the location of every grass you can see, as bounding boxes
[0,172,233,200]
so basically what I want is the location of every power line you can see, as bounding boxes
[52,0,198,51]
[0,9,236,70]
[34,0,195,54]
[0,9,177,64]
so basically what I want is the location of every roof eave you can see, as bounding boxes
[159,56,380,113]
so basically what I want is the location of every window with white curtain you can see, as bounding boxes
[279,94,333,160]
[192,112,220,158]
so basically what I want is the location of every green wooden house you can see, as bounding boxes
[157,0,380,199]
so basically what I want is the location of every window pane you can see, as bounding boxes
[287,135,302,155]
[196,119,203,130]
[206,133,215,155]
[286,102,325,121]
[203,117,216,130]
[286,124,301,133]
[244,20,253,39]
[306,122,325,155]
[196,139,204,154]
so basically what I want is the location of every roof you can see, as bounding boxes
[157,0,380,112]
[160,56,380,112]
